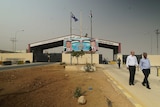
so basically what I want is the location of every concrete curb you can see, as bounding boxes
[103,70,144,107]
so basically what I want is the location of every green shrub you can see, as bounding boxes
[3,61,12,65]
[17,61,24,64]
[74,87,82,98]
[84,63,95,72]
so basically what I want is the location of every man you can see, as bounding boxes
[117,58,121,69]
[126,51,138,85]
[90,40,97,52]
[139,52,151,89]
[65,41,72,51]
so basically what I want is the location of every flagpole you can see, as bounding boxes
[80,11,82,38]
[70,12,72,38]
[90,10,93,64]
[70,12,72,65]
[70,12,78,64]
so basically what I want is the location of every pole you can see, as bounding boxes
[150,34,152,54]
[156,29,160,54]
[90,10,93,64]
[70,12,72,65]
[70,12,72,38]
[15,31,18,52]
[15,30,24,52]
[80,11,82,37]
[10,38,15,51]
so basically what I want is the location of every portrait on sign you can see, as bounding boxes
[64,37,98,53]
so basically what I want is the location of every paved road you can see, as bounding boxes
[98,64,160,107]
[0,62,54,71]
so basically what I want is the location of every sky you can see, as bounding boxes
[0,0,160,59]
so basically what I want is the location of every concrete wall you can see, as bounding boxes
[148,55,160,66]
[0,53,33,63]
[117,54,160,66]
[62,53,99,64]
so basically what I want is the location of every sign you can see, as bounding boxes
[64,37,98,52]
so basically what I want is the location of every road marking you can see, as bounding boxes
[103,70,143,107]
[134,104,143,107]
[117,85,123,90]
[113,81,117,84]
[123,91,132,98]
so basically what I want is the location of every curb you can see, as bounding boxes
[103,70,144,107]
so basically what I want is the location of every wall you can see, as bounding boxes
[0,53,33,63]
[148,55,160,66]
[117,54,160,66]
[62,53,99,64]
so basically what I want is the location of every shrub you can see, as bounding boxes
[3,61,12,65]
[84,63,95,72]
[0,61,2,65]
[25,60,30,63]
[17,61,24,64]
[74,87,82,98]
[74,87,86,98]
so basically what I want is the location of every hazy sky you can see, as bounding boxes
[1,0,160,57]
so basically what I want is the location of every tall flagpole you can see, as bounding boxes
[90,10,93,64]
[70,12,72,38]
[80,12,82,37]
[70,12,72,65]
[70,12,78,64]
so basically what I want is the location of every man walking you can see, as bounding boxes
[126,51,138,85]
[139,52,151,89]
[117,58,121,69]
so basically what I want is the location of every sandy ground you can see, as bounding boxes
[0,64,134,107]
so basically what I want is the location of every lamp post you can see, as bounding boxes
[10,38,15,51]
[15,30,24,52]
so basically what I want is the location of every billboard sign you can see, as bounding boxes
[64,37,98,53]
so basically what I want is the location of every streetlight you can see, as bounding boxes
[15,30,24,52]
[10,38,15,51]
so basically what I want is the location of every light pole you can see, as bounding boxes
[10,38,15,51]
[15,30,24,52]
[155,29,160,54]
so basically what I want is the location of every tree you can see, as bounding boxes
[71,50,85,64]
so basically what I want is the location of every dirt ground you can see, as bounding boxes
[0,64,134,107]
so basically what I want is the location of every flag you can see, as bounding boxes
[71,12,78,22]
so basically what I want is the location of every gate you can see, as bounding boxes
[50,53,62,62]
[33,53,62,62]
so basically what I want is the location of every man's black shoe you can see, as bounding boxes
[147,86,151,89]
[142,82,145,86]
[132,83,134,85]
